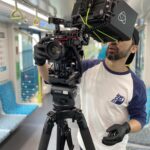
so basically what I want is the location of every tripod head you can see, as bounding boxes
[51,85,77,111]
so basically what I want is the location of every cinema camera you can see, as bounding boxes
[38,1,138,150]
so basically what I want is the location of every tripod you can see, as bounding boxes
[38,85,95,150]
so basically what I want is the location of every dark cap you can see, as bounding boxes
[125,28,139,65]
[132,28,139,45]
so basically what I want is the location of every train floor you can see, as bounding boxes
[0,94,80,150]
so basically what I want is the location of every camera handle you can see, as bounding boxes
[38,108,95,150]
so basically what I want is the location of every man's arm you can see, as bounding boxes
[127,80,147,131]
[102,80,147,146]
[102,119,142,146]
[128,82,147,132]
[38,64,49,82]
[128,119,142,132]
[34,38,52,83]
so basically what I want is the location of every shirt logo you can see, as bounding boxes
[111,94,125,105]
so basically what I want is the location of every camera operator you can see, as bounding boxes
[34,28,147,150]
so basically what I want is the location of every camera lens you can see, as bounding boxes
[46,41,65,61]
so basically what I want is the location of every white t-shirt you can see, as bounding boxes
[77,60,147,150]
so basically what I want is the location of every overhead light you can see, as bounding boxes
[38,13,48,21]
[0,0,48,21]
[29,26,48,32]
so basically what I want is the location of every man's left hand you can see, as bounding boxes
[102,122,131,146]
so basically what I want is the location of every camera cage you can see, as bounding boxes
[45,0,137,88]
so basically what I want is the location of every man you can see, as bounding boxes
[78,28,147,150]
[34,28,147,150]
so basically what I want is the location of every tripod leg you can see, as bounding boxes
[64,121,74,150]
[56,120,66,150]
[56,120,74,150]
[38,113,55,150]
[76,111,95,150]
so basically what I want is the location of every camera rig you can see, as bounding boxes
[38,1,138,150]
[45,0,138,88]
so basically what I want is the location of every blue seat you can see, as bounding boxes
[0,114,26,131]
[0,96,26,144]
[0,81,38,115]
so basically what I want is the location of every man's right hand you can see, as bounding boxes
[34,38,48,66]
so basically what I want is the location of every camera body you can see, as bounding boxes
[44,18,90,87]
[45,30,85,62]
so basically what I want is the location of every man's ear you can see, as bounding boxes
[131,45,138,54]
